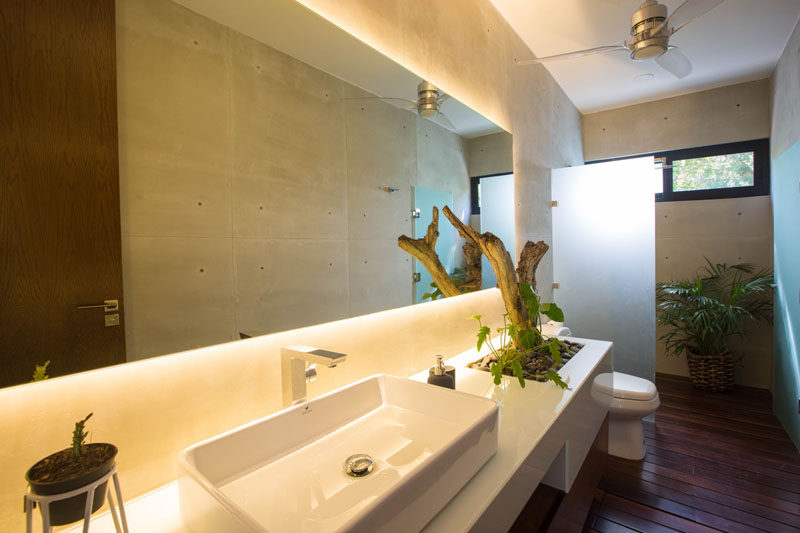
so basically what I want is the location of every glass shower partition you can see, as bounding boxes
[478,173,515,290]
[551,157,658,381]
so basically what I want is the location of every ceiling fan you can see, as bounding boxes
[345,81,456,130]
[518,0,726,79]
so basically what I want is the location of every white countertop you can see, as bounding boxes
[65,337,612,533]
[410,337,612,531]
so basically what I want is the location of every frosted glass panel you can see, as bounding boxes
[552,158,656,380]
[413,186,454,303]
[480,174,515,289]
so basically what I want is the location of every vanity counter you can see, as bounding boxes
[411,337,612,532]
[64,337,612,533]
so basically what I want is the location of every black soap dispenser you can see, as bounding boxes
[427,355,455,389]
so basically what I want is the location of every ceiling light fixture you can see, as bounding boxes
[629,1,669,60]
[416,81,441,117]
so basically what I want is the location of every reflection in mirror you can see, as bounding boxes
[0,0,512,387]
[478,173,515,289]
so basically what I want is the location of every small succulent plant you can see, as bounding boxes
[32,360,50,382]
[71,413,93,459]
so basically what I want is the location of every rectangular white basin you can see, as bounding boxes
[178,374,499,532]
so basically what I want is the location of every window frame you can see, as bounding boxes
[586,138,770,202]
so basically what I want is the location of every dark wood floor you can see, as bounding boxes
[584,373,800,533]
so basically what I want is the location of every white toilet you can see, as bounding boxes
[593,372,660,460]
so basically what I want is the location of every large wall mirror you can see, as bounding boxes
[1,0,512,387]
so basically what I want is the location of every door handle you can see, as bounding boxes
[76,299,119,312]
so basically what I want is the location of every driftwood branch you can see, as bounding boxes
[442,206,531,334]
[461,242,482,292]
[397,207,461,298]
[516,240,549,291]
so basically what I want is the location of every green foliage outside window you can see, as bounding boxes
[672,151,754,192]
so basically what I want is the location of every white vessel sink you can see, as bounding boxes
[178,374,499,532]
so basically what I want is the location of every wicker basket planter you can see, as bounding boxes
[686,350,734,392]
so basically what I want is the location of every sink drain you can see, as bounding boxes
[344,454,374,477]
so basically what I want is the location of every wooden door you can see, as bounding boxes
[0,0,125,387]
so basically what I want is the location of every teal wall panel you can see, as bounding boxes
[772,139,800,449]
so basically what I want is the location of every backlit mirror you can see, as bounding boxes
[0,0,512,387]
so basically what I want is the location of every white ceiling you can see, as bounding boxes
[172,0,502,138]
[489,0,800,113]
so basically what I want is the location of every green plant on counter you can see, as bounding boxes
[71,413,93,460]
[422,267,468,301]
[656,260,773,357]
[32,360,50,382]
[471,282,569,390]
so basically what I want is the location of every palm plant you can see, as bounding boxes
[656,260,773,358]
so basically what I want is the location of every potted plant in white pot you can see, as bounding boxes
[25,413,118,526]
[656,260,773,392]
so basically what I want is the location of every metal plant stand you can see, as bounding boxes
[24,465,128,533]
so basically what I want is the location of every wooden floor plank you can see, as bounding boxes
[655,407,795,444]
[584,374,800,533]
[606,455,800,515]
[646,416,800,463]
[592,516,643,533]
[643,423,800,473]
[601,493,721,533]
[636,455,800,505]
[643,442,800,492]
[595,498,679,533]
[602,472,797,532]
[643,434,800,480]
[651,416,799,457]
[692,486,800,528]
[654,399,784,429]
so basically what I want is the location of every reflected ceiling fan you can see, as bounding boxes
[518,0,726,79]
[345,81,456,130]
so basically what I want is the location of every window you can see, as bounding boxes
[672,152,754,192]
[657,139,769,201]
[587,138,770,202]
[471,172,512,214]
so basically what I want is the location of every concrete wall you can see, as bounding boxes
[468,131,513,177]
[583,82,774,389]
[117,0,473,360]
[770,18,800,449]
[582,79,771,161]
[771,22,800,159]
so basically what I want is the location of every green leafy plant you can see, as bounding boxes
[656,260,773,357]
[31,360,50,382]
[71,413,93,460]
[471,282,570,390]
[422,267,468,301]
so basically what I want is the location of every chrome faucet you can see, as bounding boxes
[281,345,347,407]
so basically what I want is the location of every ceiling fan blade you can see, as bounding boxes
[655,47,693,78]
[654,0,725,35]
[437,93,451,105]
[517,44,629,65]
[343,96,418,106]
[431,112,456,131]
